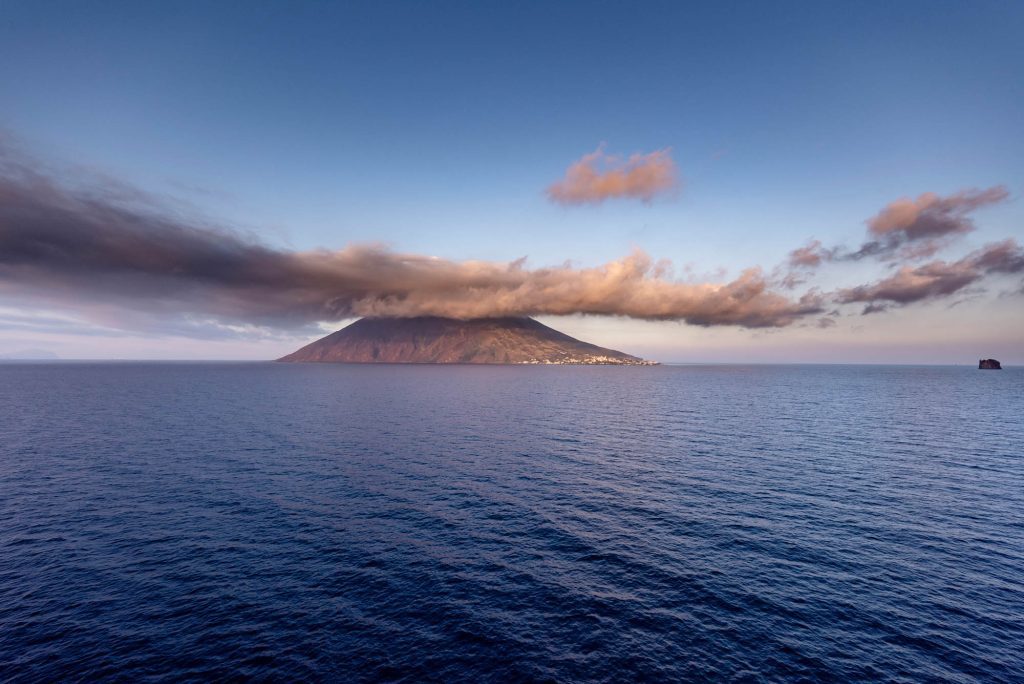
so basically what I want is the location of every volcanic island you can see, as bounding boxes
[278,317,657,365]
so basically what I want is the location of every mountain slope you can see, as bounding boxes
[278,317,654,365]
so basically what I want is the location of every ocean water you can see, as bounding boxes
[1,362,1022,682]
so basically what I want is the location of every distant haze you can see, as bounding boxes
[0,349,59,360]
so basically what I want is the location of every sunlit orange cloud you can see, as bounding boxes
[867,186,1008,239]
[1,140,1019,342]
[547,145,679,205]
[786,186,1010,269]
[787,239,830,268]
[0,143,818,332]
[858,186,1009,260]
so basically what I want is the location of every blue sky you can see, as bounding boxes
[0,1,1022,361]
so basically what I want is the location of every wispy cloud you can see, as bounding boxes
[868,187,1008,240]
[780,186,1019,315]
[851,186,1008,261]
[547,145,679,205]
[787,187,1010,270]
[837,239,1024,309]
[787,239,831,268]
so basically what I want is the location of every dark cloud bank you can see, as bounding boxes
[0,145,818,332]
[0,143,1019,337]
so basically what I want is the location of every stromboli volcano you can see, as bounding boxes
[278,317,656,365]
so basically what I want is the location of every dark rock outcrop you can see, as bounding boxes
[278,317,656,365]
[978,358,1002,369]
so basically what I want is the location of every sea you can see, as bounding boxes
[1,362,1022,682]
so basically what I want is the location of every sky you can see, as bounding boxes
[0,0,1022,362]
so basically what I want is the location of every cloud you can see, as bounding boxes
[861,303,889,315]
[783,189,1019,314]
[788,239,833,268]
[837,239,1024,307]
[0,146,820,334]
[851,186,1009,261]
[781,187,1013,303]
[968,238,1024,273]
[839,262,981,305]
[786,187,1011,273]
[4,140,1015,337]
[547,145,679,205]
[867,186,1008,239]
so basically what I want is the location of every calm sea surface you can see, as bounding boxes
[1,363,1022,682]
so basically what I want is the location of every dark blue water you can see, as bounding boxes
[1,363,1022,682]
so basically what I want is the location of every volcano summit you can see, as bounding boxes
[278,317,655,365]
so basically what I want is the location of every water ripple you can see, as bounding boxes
[1,363,1022,682]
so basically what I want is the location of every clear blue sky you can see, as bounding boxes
[1,1,1022,361]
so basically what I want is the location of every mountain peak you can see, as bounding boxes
[278,317,655,365]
